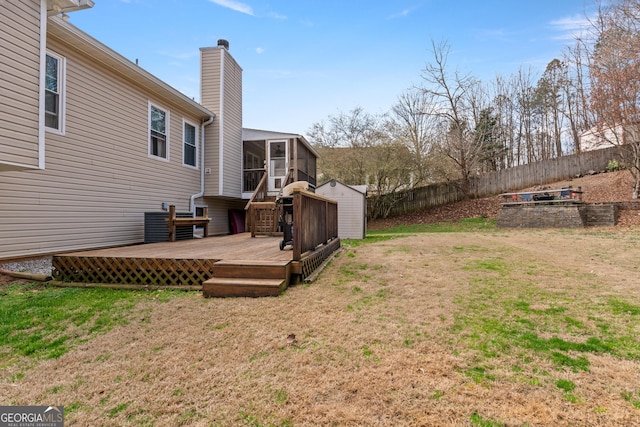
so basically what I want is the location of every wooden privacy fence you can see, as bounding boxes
[292,190,338,261]
[368,181,467,219]
[473,146,623,196]
[369,146,624,219]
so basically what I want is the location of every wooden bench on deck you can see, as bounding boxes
[500,187,583,206]
[167,205,211,242]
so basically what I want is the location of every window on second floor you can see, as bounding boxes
[183,121,197,167]
[45,52,65,132]
[149,103,168,160]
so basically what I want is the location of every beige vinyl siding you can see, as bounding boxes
[200,196,246,235]
[0,0,42,169]
[220,52,243,198]
[0,37,205,259]
[201,47,221,196]
[200,46,243,198]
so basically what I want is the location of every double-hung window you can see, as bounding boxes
[45,52,65,132]
[149,103,168,159]
[183,121,197,167]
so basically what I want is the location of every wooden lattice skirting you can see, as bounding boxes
[297,238,341,279]
[52,256,218,287]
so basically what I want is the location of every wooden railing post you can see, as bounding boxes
[168,205,176,242]
[202,207,209,238]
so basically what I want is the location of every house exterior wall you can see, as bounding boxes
[201,196,247,235]
[200,45,243,198]
[316,181,366,239]
[200,46,222,195]
[0,0,43,170]
[579,124,640,152]
[0,27,208,259]
[220,53,243,198]
[580,125,623,152]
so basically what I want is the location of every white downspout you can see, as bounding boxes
[38,1,48,169]
[190,115,215,212]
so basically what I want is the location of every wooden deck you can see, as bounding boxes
[51,233,340,297]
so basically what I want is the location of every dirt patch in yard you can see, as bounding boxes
[2,227,640,426]
[0,274,30,286]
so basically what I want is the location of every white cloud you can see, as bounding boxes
[208,0,254,16]
[256,47,264,54]
[550,14,593,41]
[268,11,287,20]
[551,15,590,31]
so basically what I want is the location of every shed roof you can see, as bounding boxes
[317,179,367,196]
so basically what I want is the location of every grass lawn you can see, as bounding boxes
[2,221,640,426]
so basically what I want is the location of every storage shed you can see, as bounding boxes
[316,179,367,239]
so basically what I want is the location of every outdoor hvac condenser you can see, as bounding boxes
[144,211,194,243]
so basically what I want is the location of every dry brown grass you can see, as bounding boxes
[2,228,640,426]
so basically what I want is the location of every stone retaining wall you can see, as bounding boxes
[496,204,621,228]
[497,205,587,228]
[583,205,619,227]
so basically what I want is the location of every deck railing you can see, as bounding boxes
[245,172,270,232]
[243,169,265,193]
[292,190,338,261]
[245,171,269,209]
[248,202,279,237]
[245,169,295,234]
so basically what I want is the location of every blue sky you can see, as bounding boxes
[68,0,594,137]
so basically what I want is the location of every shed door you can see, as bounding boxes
[268,140,287,192]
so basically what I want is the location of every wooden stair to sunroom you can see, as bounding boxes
[246,196,280,237]
[202,259,291,297]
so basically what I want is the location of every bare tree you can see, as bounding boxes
[308,107,383,185]
[420,40,488,197]
[511,67,540,164]
[562,43,594,152]
[588,0,640,198]
[491,75,518,168]
[366,142,415,219]
[308,108,418,218]
[387,88,442,185]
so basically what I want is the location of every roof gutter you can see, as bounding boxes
[190,115,215,212]
[47,18,212,118]
[47,0,95,16]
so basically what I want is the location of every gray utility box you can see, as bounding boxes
[144,211,194,243]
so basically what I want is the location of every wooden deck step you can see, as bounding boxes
[212,259,291,280]
[202,277,286,298]
[203,259,292,297]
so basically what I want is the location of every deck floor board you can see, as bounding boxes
[62,233,291,262]
[52,232,339,296]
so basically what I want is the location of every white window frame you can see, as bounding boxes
[182,119,199,169]
[148,102,170,161]
[44,51,66,135]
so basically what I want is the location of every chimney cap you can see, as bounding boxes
[217,39,229,50]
